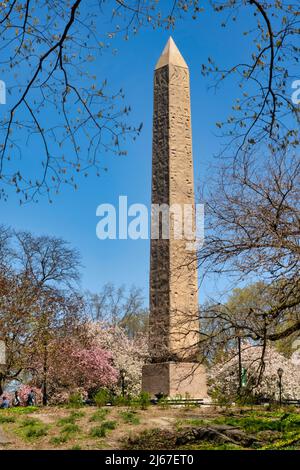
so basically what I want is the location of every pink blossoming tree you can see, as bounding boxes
[88,322,148,396]
[31,338,118,403]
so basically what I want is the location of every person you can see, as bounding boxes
[0,396,10,409]
[12,391,21,407]
[26,389,36,406]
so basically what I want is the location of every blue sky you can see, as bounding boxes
[0,3,257,305]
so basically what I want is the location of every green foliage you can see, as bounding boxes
[54,419,81,444]
[24,426,48,439]
[181,442,243,450]
[158,398,169,409]
[94,392,138,407]
[102,420,117,431]
[58,411,85,426]
[210,388,233,407]
[125,409,300,450]
[235,393,259,407]
[94,389,110,407]
[90,425,107,438]
[226,283,269,316]
[68,392,83,408]
[137,391,151,410]
[89,408,110,422]
[111,395,133,407]
[176,418,206,431]
[71,410,85,419]
[119,410,140,425]
[20,418,40,427]
[215,411,300,433]
[0,414,16,423]
[261,431,300,450]
[18,418,49,440]
[50,435,68,445]
[90,420,117,438]
[6,406,38,414]
[61,423,80,435]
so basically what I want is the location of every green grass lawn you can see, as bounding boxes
[124,409,300,450]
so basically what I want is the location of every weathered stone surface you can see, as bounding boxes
[143,37,207,399]
[149,38,200,363]
[142,362,208,399]
[155,37,188,70]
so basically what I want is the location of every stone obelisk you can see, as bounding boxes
[142,38,207,398]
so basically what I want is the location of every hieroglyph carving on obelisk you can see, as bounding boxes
[142,38,207,399]
[149,37,200,363]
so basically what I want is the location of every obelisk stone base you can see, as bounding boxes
[142,362,208,399]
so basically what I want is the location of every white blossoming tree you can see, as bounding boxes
[209,344,300,402]
[88,322,148,396]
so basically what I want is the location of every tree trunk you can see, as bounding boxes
[42,344,48,406]
[0,374,4,396]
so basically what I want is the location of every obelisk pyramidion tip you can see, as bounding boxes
[155,37,188,70]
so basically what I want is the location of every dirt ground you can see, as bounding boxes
[0,405,223,450]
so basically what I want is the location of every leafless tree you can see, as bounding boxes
[113,0,300,160]
[86,283,147,333]
[0,1,141,202]
[198,151,299,356]
[0,228,84,395]
[0,225,12,271]
[14,230,81,288]
[1,2,298,201]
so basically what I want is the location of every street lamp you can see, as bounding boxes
[0,339,5,396]
[236,329,242,395]
[120,369,126,397]
[0,339,5,367]
[277,368,284,407]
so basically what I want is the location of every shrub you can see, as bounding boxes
[68,392,83,408]
[53,421,81,444]
[50,435,68,445]
[90,425,106,438]
[61,423,80,435]
[210,388,234,407]
[89,408,109,422]
[119,410,140,425]
[58,411,85,426]
[102,420,117,431]
[70,410,85,419]
[24,426,48,439]
[158,397,170,409]
[90,420,117,438]
[111,395,133,407]
[137,392,151,410]
[94,389,110,407]
[19,418,48,440]
[0,414,16,423]
[20,418,40,427]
